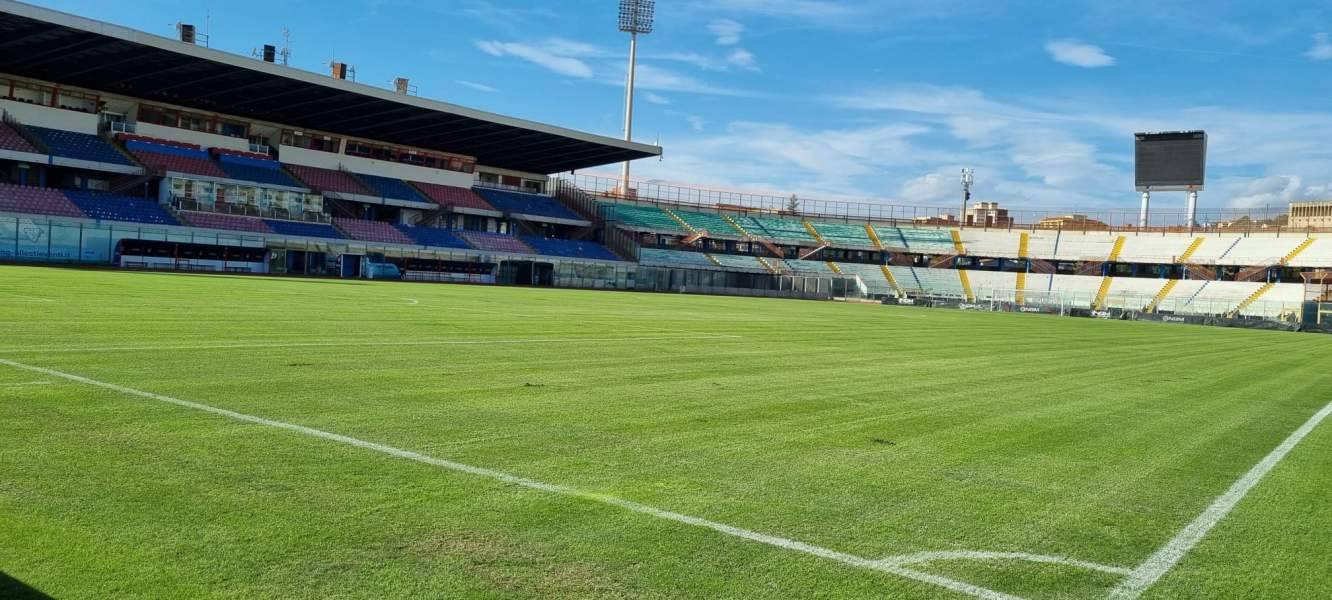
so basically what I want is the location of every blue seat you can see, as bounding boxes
[63,190,179,225]
[27,127,135,165]
[395,225,471,249]
[217,156,303,188]
[473,188,581,221]
[357,174,426,202]
[262,219,343,239]
[521,236,620,261]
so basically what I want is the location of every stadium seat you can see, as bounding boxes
[263,219,344,239]
[284,164,373,195]
[638,248,717,268]
[834,262,899,296]
[709,253,768,271]
[27,126,135,165]
[395,224,472,249]
[733,215,818,244]
[809,222,875,247]
[520,236,621,261]
[604,203,689,233]
[473,187,581,221]
[180,211,273,233]
[0,183,85,218]
[63,190,179,225]
[784,259,838,275]
[410,182,497,211]
[333,217,415,245]
[121,138,228,178]
[458,231,534,254]
[671,209,741,236]
[0,122,39,153]
[216,154,303,188]
[355,173,428,203]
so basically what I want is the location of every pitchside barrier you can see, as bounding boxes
[633,265,864,301]
[885,287,1307,332]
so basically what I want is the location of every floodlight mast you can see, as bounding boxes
[617,0,654,195]
[960,168,975,228]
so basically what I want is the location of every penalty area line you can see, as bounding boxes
[1110,398,1332,599]
[0,356,1022,600]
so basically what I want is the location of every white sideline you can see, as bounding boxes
[1110,399,1332,599]
[0,334,746,354]
[0,381,54,386]
[0,357,1021,600]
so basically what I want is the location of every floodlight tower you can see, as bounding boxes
[960,168,975,228]
[617,0,654,195]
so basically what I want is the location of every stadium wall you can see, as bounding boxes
[135,122,250,153]
[276,145,474,188]
[0,98,98,134]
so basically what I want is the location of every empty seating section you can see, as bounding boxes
[960,230,1019,258]
[964,270,1017,298]
[1118,236,1195,264]
[521,237,621,261]
[122,138,228,178]
[835,262,896,295]
[28,127,134,165]
[606,204,688,233]
[284,164,372,195]
[356,173,426,202]
[395,225,471,249]
[709,253,766,270]
[673,209,740,236]
[459,231,533,254]
[0,183,84,218]
[181,211,272,233]
[411,182,496,211]
[733,215,817,243]
[474,188,581,221]
[263,219,343,239]
[0,123,37,153]
[784,259,837,275]
[333,217,415,245]
[63,190,178,225]
[911,267,967,297]
[639,248,717,268]
[1054,234,1119,261]
[894,228,957,253]
[1220,237,1305,266]
[811,222,874,247]
[216,155,303,188]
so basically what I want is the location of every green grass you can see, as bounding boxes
[1,265,1329,599]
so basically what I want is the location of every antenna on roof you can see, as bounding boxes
[252,28,291,65]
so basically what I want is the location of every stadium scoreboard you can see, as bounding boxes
[1135,131,1207,192]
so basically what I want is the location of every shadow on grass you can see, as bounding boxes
[0,572,54,600]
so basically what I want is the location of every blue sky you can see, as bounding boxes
[29,0,1332,213]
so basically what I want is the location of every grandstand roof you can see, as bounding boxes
[0,0,662,175]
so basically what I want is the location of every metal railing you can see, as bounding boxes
[563,172,1320,235]
[173,197,331,223]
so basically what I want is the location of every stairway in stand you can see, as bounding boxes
[1144,280,1179,313]
[1229,283,1276,317]
[1093,277,1114,310]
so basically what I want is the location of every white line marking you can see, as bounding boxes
[0,334,746,354]
[400,298,420,306]
[879,551,1131,576]
[0,357,1021,600]
[0,381,54,387]
[0,293,52,303]
[1110,399,1332,599]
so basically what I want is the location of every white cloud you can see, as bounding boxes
[727,48,759,71]
[644,92,671,105]
[475,39,597,78]
[455,80,497,93]
[1307,33,1332,61]
[1044,39,1116,68]
[708,19,745,45]
[685,115,707,132]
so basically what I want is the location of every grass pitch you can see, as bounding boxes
[1,265,1330,599]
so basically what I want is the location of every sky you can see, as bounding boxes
[27,0,1332,216]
